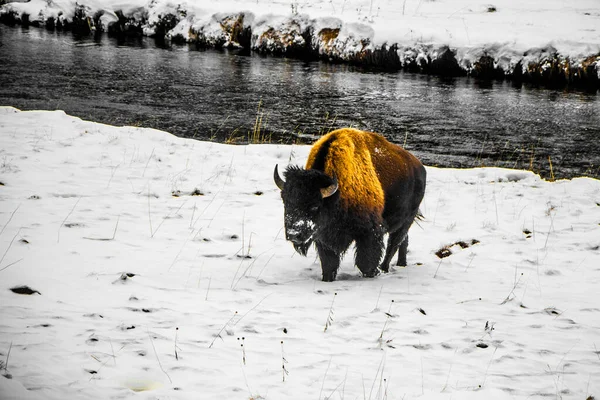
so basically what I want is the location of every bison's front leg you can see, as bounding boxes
[316,242,340,282]
[355,231,384,277]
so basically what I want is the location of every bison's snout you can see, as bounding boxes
[284,220,315,244]
[285,232,301,243]
[285,228,308,244]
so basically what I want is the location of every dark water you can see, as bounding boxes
[1,24,599,179]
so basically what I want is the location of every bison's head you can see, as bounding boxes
[274,165,338,256]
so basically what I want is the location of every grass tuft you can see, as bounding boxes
[324,292,337,332]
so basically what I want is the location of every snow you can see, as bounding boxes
[2,0,600,73]
[1,107,599,399]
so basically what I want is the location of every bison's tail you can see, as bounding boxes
[413,209,425,229]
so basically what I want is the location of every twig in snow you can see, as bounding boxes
[142,148,155,177]
[501,265,523,305]
[192,192,219,229]
[109,338,116,366]
[0,258,23,273]
[324,292,337,332]
[58,197,81,243]
[0,229,21,268]
[378,312,392,344]
[0,204,20,236]
[433,258,443,278]
[341,0,347,14]
[237,337,246,365]
[493,188,499,225]
[255,254,275,281]
[174,327,181,361]
[373,285,384,311]
[233,293,272,327]
[147,187,153,237]
[481,345,499,387]
[107,163,121,188]
[152,199,188,238]
[3,342,12,374]
[231,257,247,290]
[232,256,257,290]
[168,226,193,271]
[190,202,196,228]
[325,368,348,400]
[84,215,120,241]
[464,253,476,272]
[246,232,254,258]
[319,357,332,400]
[281,340,289,382]
[207,200,226,228]
[415,0,424,14]
[442,349,458,392]
[226,153,236,182]
[205,275,212,301]
[369,354,386,400]
[544,207,557,250]
[209,311,238,348]
[447,6,468,19]
[111,215,120,240]
[147,329,172,384]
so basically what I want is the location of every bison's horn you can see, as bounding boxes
[274,164,285,190]
[320,173,338,199]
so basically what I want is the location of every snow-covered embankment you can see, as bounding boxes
[1,0,599,89]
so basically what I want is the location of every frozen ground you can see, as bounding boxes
[1,107,599,399]
[2,0,599,77]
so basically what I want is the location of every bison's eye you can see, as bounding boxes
[309,205,319,213]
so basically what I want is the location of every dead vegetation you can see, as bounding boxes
[435,239,480,259]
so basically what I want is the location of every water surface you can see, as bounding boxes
[1,24,598,179]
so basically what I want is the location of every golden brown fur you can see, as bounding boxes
[306,128,419,219]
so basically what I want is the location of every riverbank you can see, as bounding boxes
[1,107,600,399]
[1,0,599,90]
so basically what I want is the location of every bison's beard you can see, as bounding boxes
[293,239,313,256]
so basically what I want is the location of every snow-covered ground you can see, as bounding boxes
[2,0,600,80]
[1,107,599,399]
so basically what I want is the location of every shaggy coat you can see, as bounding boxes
[275,128,426,281]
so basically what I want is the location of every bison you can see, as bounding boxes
[274,128,426,281]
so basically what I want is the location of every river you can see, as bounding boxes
[1,24,598,179]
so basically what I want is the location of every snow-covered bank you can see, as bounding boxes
[1,0,599,89]
[1,107,600,399]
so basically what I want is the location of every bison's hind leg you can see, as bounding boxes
[380,230,408,272]
[396,235,409,266]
